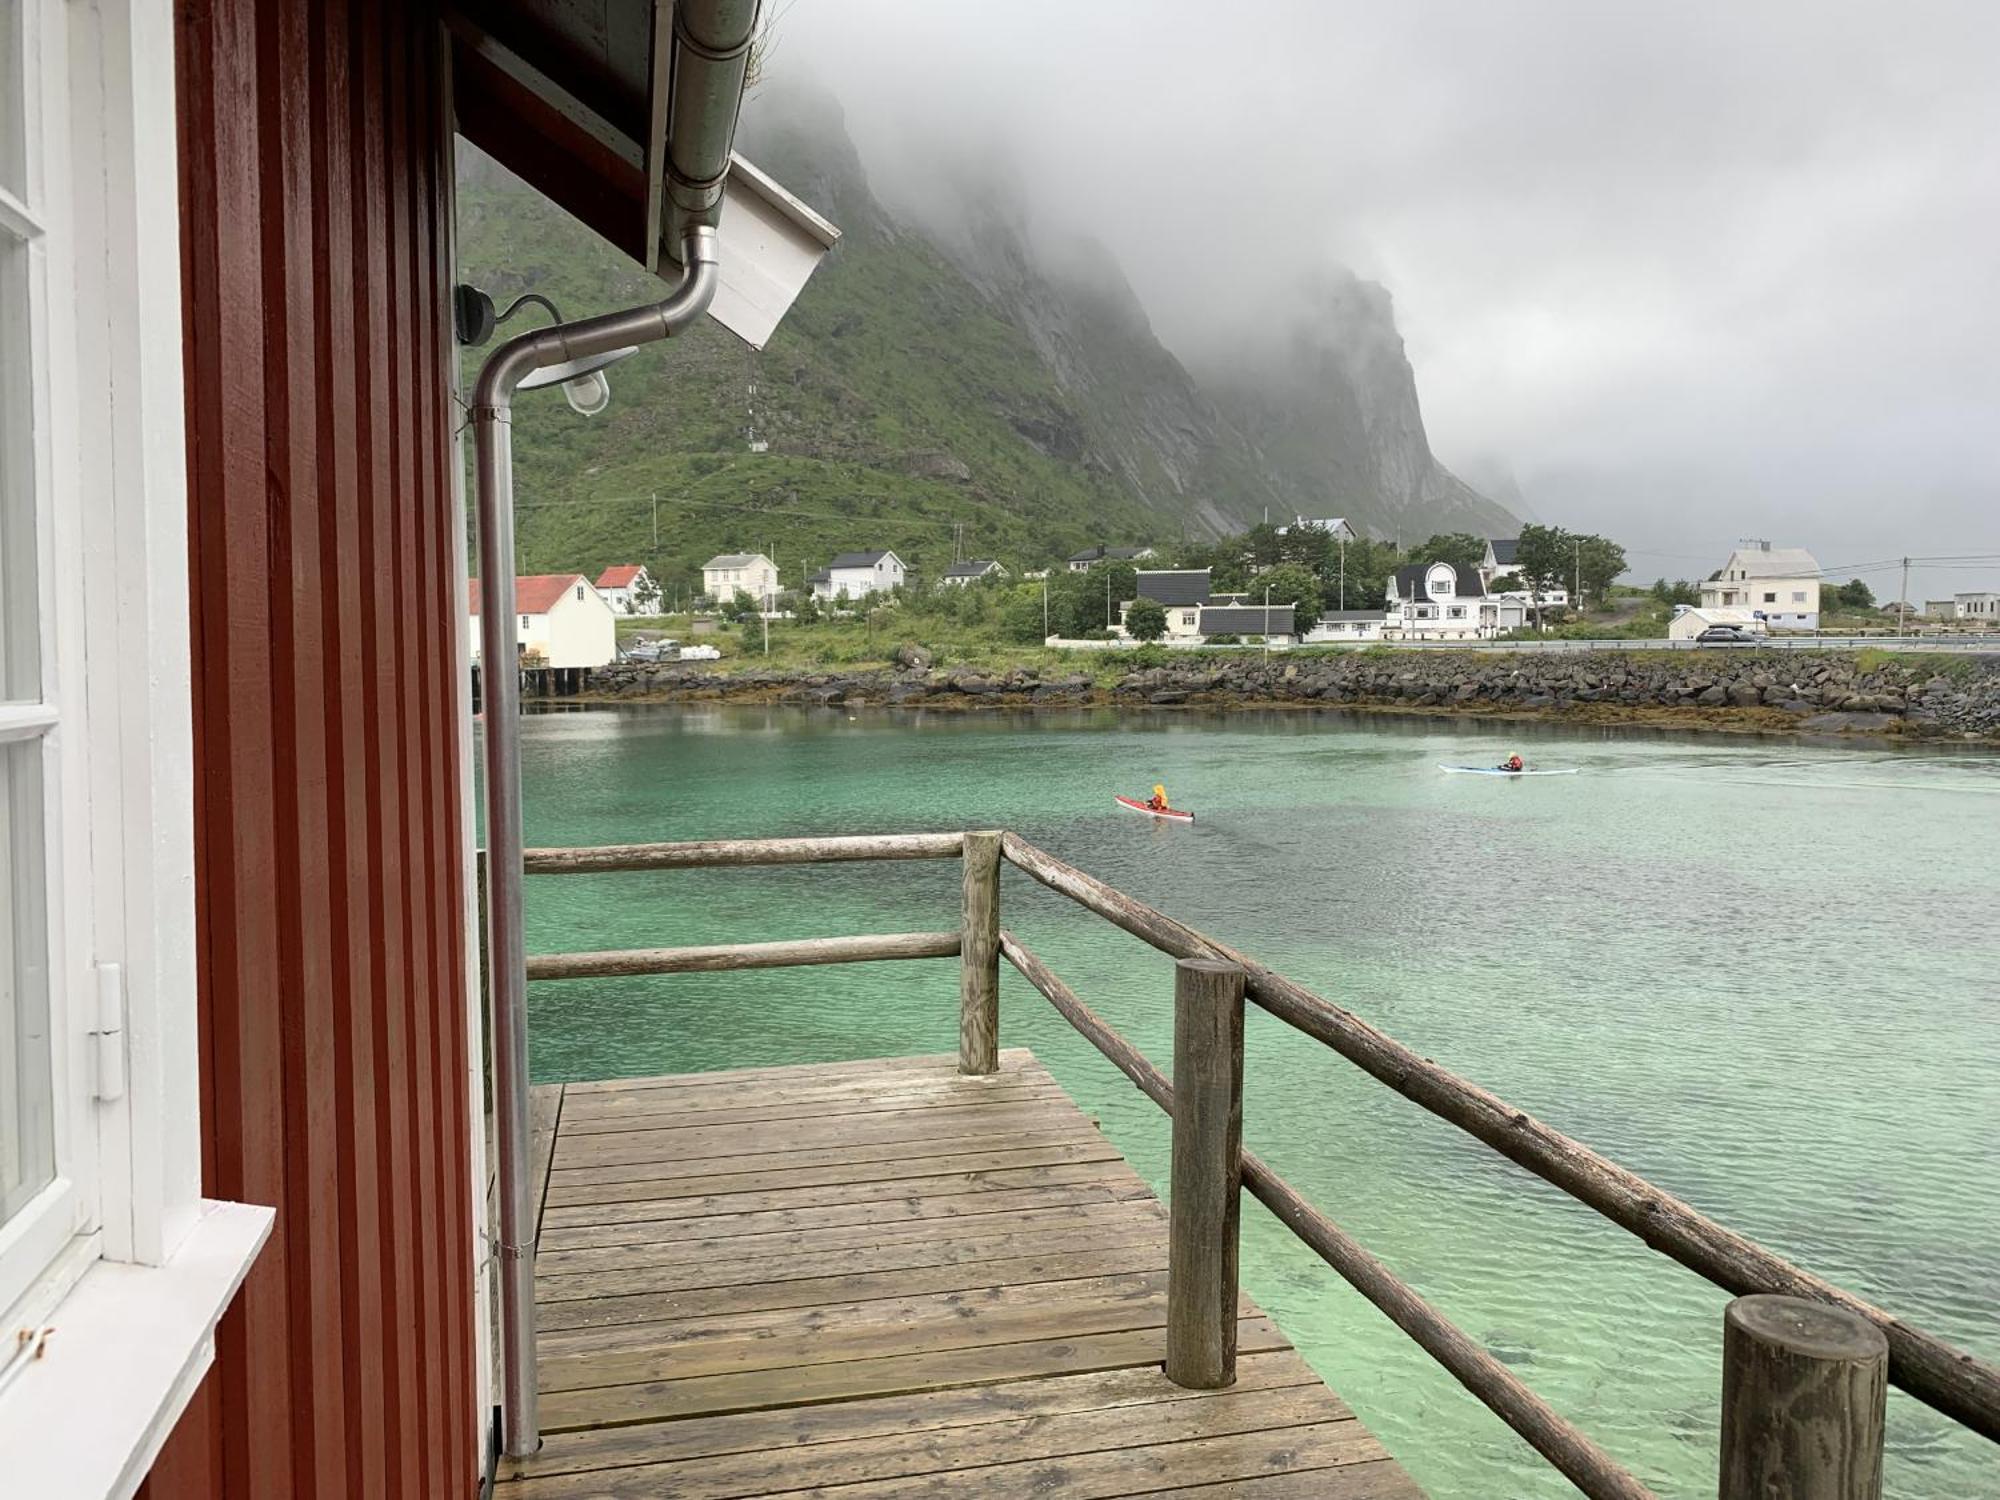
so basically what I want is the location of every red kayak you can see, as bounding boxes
[1115,795,1194,822]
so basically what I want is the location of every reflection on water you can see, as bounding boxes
[506,706,2000,1500]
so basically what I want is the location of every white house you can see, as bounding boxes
[468,573,618,668]
[1121,569,1216,640]
[594,563,658,614]
[810,549,906,602]
[1385,561,1526,640]
[1668,606,1767,642]
[1478,537,1568,609]
[1067,544,1156,573]
[1275,516,1356,541]
[701,552,781,608]
[1700,542,1821,629]
[1954,591,2000,624]
[1303,610,1389,643]
[940,559,1006,586]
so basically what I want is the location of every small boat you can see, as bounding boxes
[1115,794,1195,821]
[1438,764,1579,777]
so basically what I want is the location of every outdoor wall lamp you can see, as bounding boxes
[453,284,636,417]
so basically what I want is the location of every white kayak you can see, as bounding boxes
[1439,764,1579,777]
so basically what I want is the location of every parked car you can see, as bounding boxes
[1695,625,1761,646]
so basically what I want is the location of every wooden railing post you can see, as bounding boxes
[1167,956,1245,1389]
[958,831,1001,1075]
[1720,1295,1887,1500]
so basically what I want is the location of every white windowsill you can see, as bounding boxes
[0,1199,273,1500]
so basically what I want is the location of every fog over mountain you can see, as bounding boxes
[761,0,2000,599]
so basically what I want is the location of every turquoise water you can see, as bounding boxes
[510,705,2000,1498]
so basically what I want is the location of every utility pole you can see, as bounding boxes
[1105,568,1113,628]
[762,612,769,656]
[1574,537,1582,614]
[1042,579,1049,641]
[1899,557,1909,636]
[1263,584,1272,658]
[1338,535,1346,611]
[651,491,658,550]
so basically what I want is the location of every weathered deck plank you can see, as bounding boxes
[500,1051,1421,1497]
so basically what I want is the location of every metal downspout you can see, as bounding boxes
[474,227,719,1459]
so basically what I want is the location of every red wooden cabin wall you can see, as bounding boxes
[145,0,477,1494]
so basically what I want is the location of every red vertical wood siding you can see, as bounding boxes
[147,0,477,1494]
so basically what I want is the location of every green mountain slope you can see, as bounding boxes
[453,87,1512,598]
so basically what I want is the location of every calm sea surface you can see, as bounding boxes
[507,705,1999,1499]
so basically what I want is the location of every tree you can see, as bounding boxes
[999,585,1050,643]
[1250,563,1323,635]
[1408,532,1486,574]
[1512,524,1571,625]
[631,574,663,614]
[1836,578,1875,610]
[1572,534,1627,609]
[726,588,758,622]
[1649,578,1699,606]
[1125,597,1168,642]
[1334,537,1402,615]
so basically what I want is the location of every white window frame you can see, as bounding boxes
[0,3,270,1494]
[0,0,96,1327]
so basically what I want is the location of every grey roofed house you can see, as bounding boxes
[827,549,895,568]
[1393,562,1484,600]
[1132,568,1213,607]
[1068,543,1153,564]
[703,552,766,569]
[807,569,831,586]
[1319,608,1392,622]
[1200,605,1296,636]
[1487,538,1519,566]
[942,559,1002,578]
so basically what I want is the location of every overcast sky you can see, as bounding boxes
[761,1,1998,601]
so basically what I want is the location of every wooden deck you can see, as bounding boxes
[497,1049,1422,1498]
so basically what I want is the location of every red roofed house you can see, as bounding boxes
[469,574,619,669]
[595,564,658,614]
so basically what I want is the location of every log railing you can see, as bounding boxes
[516,828,1998,1498]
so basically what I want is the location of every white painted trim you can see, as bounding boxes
[441,44,497,1465]
[0,1200,273,1500]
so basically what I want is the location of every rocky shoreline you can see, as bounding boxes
[581,648,2000,742]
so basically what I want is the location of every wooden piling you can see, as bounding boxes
[958,832,1002,1075]
[1167,957,1245,1389]
[1720,1294,1887,1500]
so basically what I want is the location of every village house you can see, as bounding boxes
[1303,610,1390,643]
[1066,543,1157,572]
[1385,561,1527,640]
[940,559,1007,586]
[1196,604,1297,642]
[1700,542,1822,629]
[469,574,620,669]
[1478,537,1568,608]
[1275,516,1355,540]
[1954,590,2000,624]
[1115,568,1300,642]
[810,549,906,602]
[1924,599,1960,621]
[1121,569,1218,640]
[701,551,781,607]
[594,563,657,613]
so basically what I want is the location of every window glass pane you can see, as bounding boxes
[0,5,22,199]
[1,740,52,1224]
[0,237,37,700]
